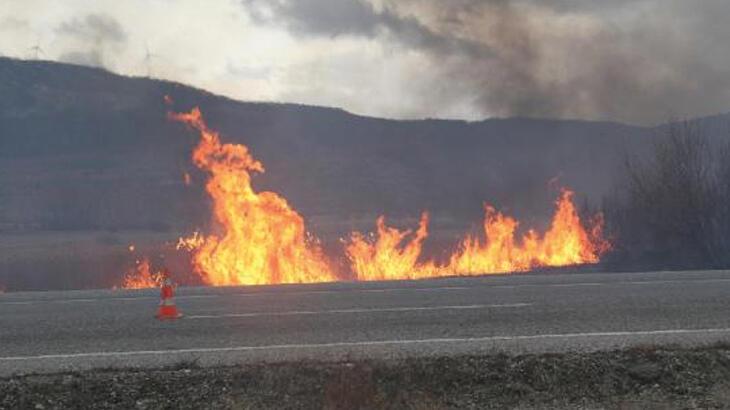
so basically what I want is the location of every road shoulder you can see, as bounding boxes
[3,343,730,409]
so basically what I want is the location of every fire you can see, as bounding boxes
[447,205,536,274]
[348,189,610,280]
[162,106,610,286]
[448,189,610,275]
[176,230,204,251]
[346,212,441,281]
[170,108,337,286]
[121,258,162,289]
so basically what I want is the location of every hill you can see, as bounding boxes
[0,57,654,234]
[2,57,727,289]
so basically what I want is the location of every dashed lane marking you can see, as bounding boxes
[3,327,730,362]
[185,303,532,319]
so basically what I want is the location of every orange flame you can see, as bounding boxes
[448,189,610,274]
[176,230,204,251]
[120,258,162,289]
[167,106,610,286]
[170,108,337,286]
[348,189,610,280]
[345,212,441,280]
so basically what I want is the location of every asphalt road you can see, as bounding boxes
[1,270,730,375]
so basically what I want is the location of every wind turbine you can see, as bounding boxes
[144,43,158,78]
[29,41,45,60]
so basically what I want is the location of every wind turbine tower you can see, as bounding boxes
[29,42,44,60]
[144,44,158,78]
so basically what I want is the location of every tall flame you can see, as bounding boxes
[170,108,337,286]
[448,189,609,274]
[345,212,441,280]
[348,189,610,281]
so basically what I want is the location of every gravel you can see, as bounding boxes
[3,344,730,409]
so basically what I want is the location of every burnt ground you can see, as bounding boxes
[3,344,730,409]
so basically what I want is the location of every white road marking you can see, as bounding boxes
[185,303,531,319]
[0,286,478,305]
[0,297,158,306]
[114,297,159,301]
[540,282,603,288]
[622,279,730,285]
[489,278,730,290]
[359,286,471,293]
[51,298,100,304]
[3,327,730,362]
[3,277,730,306]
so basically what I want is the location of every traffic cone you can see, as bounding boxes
[156,276,182,320]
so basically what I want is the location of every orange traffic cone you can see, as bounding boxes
[156,276,182,320]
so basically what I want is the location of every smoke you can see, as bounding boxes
[241,0,730,124]
[243,0,491,58]
[408,0,730,124]
[56,14,126,69]
[1,1,728,123]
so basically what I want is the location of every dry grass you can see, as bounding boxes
[0,231,184,291]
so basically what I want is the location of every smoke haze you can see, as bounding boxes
[1,0,729,123]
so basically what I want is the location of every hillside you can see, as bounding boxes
[2,57,725,289]
[0,57,655,234]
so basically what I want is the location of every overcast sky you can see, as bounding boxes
[1,0,729,124]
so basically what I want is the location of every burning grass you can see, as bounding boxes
[122,107,611,289]
[347,189,610,281]
[119,258,162,289]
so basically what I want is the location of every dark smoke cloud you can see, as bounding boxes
[409,0,730,124]
[241,0,730,124]
[242,0,492,58]
[244,0,382,37]
[56,14,126,69]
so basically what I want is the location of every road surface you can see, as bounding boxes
[1,270,729,375]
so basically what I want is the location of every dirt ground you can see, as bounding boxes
[3,344,730,409]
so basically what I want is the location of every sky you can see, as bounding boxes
[1,0,729,124]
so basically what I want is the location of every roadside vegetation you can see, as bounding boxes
[603,120,730,271]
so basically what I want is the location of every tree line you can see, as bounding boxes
[602,120,730,270]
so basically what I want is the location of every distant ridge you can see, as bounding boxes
[1,56,725,237]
